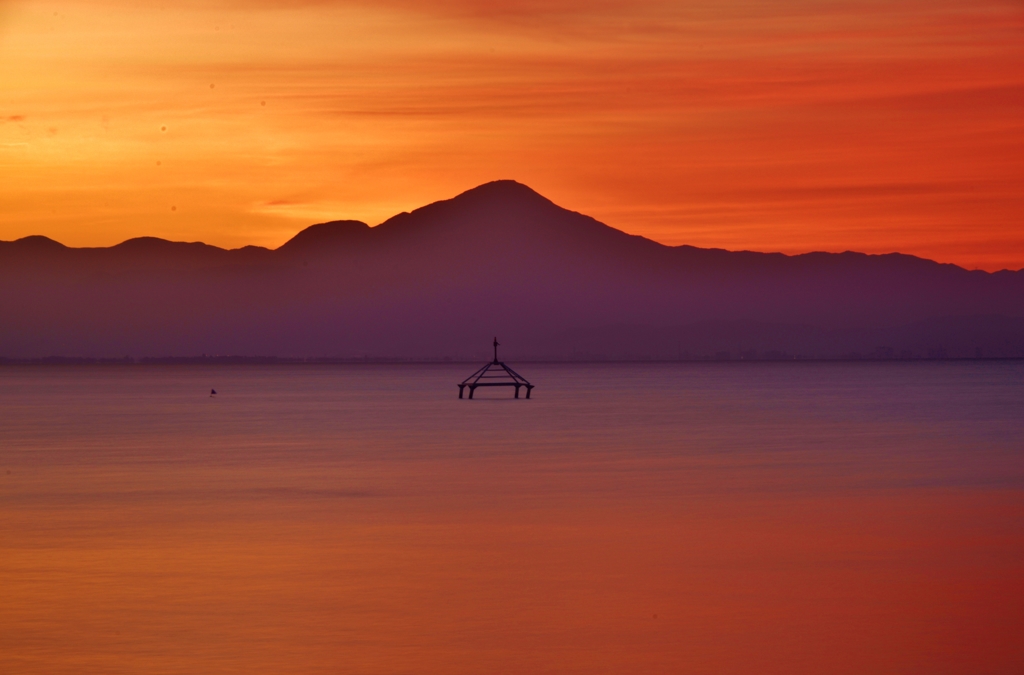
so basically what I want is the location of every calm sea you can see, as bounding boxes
[2,362,1023,674]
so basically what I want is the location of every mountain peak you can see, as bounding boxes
[278,220,371,253]
[446,180,553,210]
[9,235,67,250]
[372,179,639,250]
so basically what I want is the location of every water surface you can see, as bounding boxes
[2,362,1023,674]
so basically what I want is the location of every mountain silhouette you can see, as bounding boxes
[1,180,1022,360]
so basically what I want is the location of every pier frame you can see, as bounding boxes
[458,339,534,399]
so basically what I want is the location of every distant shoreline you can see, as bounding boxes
[2,356,1021,366]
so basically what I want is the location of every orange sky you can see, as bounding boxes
[1,0,1022,269]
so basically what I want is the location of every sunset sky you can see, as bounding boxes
[1,0,1022,269]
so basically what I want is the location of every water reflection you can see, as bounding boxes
[1,362,1022,673]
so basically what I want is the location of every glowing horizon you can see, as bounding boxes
[1,0,1022,270]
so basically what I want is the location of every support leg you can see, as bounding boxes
[469,385,475,399]
[515,385,520,399]
[526,385,533,399]
[458,385,464,399]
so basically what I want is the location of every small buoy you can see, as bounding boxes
[210,389,217,397]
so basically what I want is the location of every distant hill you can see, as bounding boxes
[1,180,1022,360]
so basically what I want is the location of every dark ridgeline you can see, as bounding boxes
[1,180,1023,360]
[458,338,533,399]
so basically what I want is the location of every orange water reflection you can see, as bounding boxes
[2,363,1023,673]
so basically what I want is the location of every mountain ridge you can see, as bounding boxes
[2,180,1017,275]
[1,180,1021,359]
